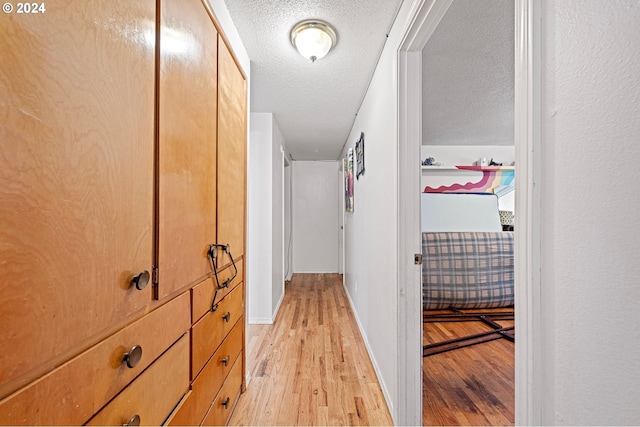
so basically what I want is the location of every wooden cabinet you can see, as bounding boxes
[86,334,190,426]
[192,259,243,323]
[0,293,189,425]
[0,0,156,399]
[201,357,244,426]
[168,320,243,426]
[217,37,247,260]
[192,283,244,377]
[158,0,218,300]
[0,0,247,425]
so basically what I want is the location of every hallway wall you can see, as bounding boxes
[292,161,340,273]
[538,0,640,424]
[339,0,421,418]
[339,0,640,424]
[247,113,289,324]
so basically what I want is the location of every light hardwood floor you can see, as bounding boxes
[228,273,393,426]
[422,310,515,426]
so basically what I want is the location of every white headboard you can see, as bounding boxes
[421,192,502,232]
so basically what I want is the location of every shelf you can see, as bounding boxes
[455,165,515,171]
[422,165,515,171]
[421,166,459,170]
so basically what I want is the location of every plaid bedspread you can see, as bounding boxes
[422,232,514,310]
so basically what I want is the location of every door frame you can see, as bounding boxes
[396,0,541,424]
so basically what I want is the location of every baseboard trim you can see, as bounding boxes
[341,282,394,418]
[248,317,273,325]
[272,291,285,322]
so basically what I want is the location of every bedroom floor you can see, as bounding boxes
[422,309,515,426]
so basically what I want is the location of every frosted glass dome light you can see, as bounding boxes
[290,20,337,62]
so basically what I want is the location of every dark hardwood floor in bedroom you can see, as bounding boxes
[422,310,515,426]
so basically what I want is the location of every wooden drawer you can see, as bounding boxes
[192,283,243,377]
[168,322,243,426]
[192,258,243,323]
[0,293,190,425]
[164,390,192,426]
[201,355,243,426]
[86,333,190,426]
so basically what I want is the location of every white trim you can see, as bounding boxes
[272,289,285,322]
[248,290,285,325]
[396,1,452,425]
[292,270,340,274]
[396,48,424,427]
[397,0,540,424]
[342,284,394,418]
[514,1,542,424]
[248,318,275,325]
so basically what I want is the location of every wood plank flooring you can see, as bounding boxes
[422,309,515,426]
[228,273,393,426]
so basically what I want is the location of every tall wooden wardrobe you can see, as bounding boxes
[0,0,247,425]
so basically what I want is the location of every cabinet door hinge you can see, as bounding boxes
[152,266,159,285]
[151,266,159,300]
[414,254,423,265]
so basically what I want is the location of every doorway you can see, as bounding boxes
[396,0,541,425]
[420,1,515,424]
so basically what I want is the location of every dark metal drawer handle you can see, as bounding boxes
[123,414,140,426]
[222,312,231,322]
[221,355,230,366]
[123,345,143,368]
[222,397,230,409]
[131,270,150,290]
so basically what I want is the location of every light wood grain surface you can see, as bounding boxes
[0,293,189,425]
[228,273,392,426]
[0,0,156,398]
[158,0,219,298]
[216,37,246,260]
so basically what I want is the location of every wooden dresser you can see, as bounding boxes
[0,0,247,425]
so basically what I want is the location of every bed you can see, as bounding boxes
[421,231,514,310]
[420,193,515,355]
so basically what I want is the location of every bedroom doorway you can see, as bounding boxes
[396,0,540,425]
[420,1,515,425]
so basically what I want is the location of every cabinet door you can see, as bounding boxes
[217,38,247,261]
[157,0,218,299]
[0,0,155,397]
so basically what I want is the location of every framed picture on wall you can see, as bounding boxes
[355,132,365,180]
[345,149,354,212]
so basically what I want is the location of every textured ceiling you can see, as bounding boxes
[225,0,403,160]
[422,0,514,146]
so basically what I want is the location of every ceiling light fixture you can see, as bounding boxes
[290,20,337,62]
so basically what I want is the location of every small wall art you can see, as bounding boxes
[355,132,365,180]
[345,148,354,212]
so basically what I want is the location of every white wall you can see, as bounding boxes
[539,1,640,424]
[247,114,273,323]
[292,161,340,273]
[339,0,424,418]
[284,162,293,281]
[246,113,289,324]
[271,122,285,316]
[344,0,640,424]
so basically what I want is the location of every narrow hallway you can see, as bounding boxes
[228,274,392,426]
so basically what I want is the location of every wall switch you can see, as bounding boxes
[354,281,358,292]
